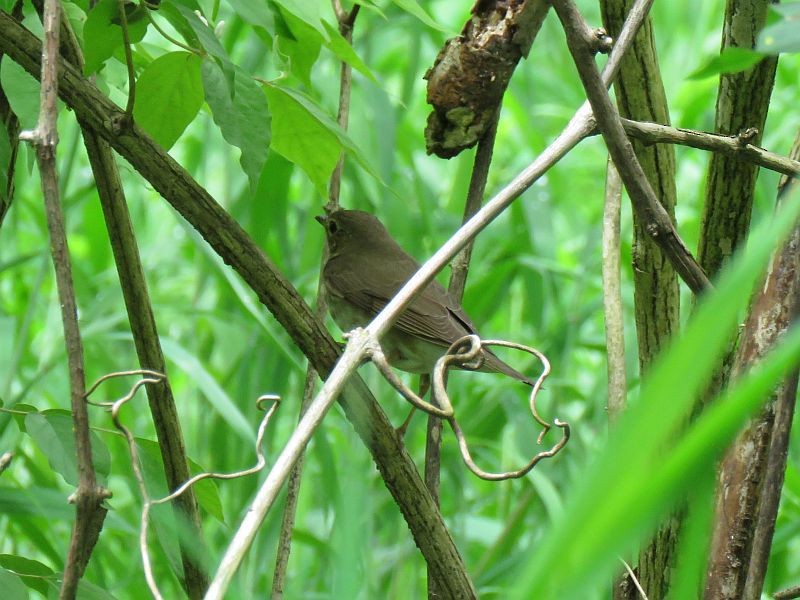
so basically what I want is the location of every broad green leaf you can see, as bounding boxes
[272,0,329,40]
[263,85,341,196]
[0,60,40,130]
[265,84,382,195]
[225,0,274,31]
[516,189,800,597]
[25,410,111,487]
[0,555,54,596]
[83,0,148,75]
[688,47,765,80]
[274,8,322,88]
[201,58,271,190]
[391,0,450,32]
[0,569,28,600]
[133,52,204,150]
[174,4,230,65]
[757,4,800,54]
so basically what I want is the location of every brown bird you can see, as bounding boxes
[316,209,532,385]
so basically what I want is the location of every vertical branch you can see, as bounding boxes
[32,4,208,596]
[599,0,680,596]
[271,3,360,598]
[0,1,23,227]
[18,1,110,597]
[602,157,626,424]
[706,135,800,600]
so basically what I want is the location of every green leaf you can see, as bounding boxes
[83,0,149,75]
[263,85,340,196]
[0,569,28,600]
[133,52,204,149]
[25,410,111,487]
[264,84,382,196]
[322,20,378,83]
[757,4,800,54]
[274,8,321,88]
[173,4,230,65]
[516,187,800,597]
[391,0,450,32]
[0,59,40,130]
[225,0,274,31]
[0,555,54,596]
[271,0,329,40]
[201,58,271,190]
[688,47,765,80]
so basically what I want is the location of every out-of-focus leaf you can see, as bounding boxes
[0,555,54,596]
[25,410,111,487]
[0,60,40,130]
[688,47,765,80]
[757,4,800,54]
[133,51,204,150]
[391,0,450,32]
[0,569,28,600]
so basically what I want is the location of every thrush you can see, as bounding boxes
[316,209,532,385]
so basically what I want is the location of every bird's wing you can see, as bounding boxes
[324,254,475,347]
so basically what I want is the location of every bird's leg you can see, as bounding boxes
[395,374,431,438]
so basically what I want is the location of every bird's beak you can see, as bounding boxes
[315,214,327,227]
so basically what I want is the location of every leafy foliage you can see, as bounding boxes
[0,0,799,598]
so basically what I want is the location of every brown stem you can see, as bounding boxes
[271,4,361,598]
[707,135,800,600]
[18,2,110,597]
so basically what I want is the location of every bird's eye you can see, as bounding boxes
[328,220,339,235]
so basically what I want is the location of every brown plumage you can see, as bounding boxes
[317,209,532,385]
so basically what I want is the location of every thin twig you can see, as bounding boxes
[85,371,278,600]
[603,157,626,423]
[19,2,110,597]
[616,118,800,177]
[551,0,711,295]
[272,4,360,597]
[116,0,135,118]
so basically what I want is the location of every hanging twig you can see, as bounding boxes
[85,370,279,600]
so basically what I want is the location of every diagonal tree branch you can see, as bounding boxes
[551,0,711,295]
[0,12,475,599]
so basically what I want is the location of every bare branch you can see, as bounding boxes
[551,0,711,295]
[18,3,111,597]
[617,119,800,178]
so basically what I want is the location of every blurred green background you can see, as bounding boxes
[1,0,799,597]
